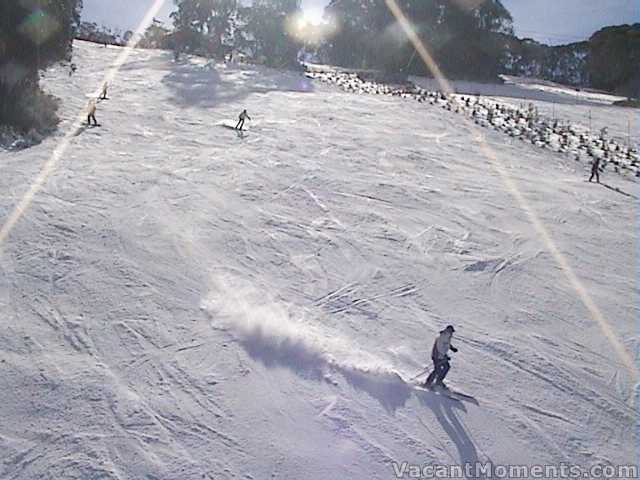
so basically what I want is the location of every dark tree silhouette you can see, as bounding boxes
[171,0,239,59]
[237,0,302,68]
[323,0,513,80]
[0,0,82,131]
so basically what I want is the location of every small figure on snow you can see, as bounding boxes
[235,109,251,131]
[87,99,99,126]
[99,82,108,100]
[69,63,77,76]
[589,157,601,183]
[424,325,458,389]
[599,127,608,140]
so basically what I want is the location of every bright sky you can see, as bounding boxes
[82,0,638,45]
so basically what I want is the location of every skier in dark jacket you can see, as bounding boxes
[424,325,458,389]
[589,157,601,183]
[235,109,251,131]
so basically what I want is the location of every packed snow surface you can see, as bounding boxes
[0,41,637,479]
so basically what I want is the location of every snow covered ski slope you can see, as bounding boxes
[0,41,637,479]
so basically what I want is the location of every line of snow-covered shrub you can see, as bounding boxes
[306,67,639,179]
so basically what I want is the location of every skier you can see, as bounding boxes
[424,325,458,389]
[99,82,108,100]
[589,157,601,183]
[235,109,251,131]
[87,99,98,126]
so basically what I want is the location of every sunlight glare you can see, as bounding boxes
[287,8,337,44]
[301,7,325,27]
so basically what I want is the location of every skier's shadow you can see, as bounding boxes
[239,331,413,413]
[599,182,638,199]
[73,124,100,137]
[233,319,483,456]
[219,124,248,138]
[416,392,488,478]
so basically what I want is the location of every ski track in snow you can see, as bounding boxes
[0,41,636,479]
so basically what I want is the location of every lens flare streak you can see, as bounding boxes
[383,0,638,380]
[0,0,168,248]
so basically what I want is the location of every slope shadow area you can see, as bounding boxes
[161,59,315,108]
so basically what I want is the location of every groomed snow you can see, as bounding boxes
[0,41,637,479]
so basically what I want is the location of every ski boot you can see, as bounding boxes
[434,381,449,391]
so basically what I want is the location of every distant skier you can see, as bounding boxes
[235,109,251,131]
[99,82,108,100]
[599,126,608,140]
[589,157,601,183]
[423,325,458,389]
[87,99,99,126]
[69,63,77,76]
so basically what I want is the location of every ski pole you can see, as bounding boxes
[409,366,430,381]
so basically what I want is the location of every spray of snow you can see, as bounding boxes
[202,274,380,374]
[201,274,412,410]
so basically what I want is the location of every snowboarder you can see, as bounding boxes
[589,157,601,183]
[235,109,251,131]
[423,325,458,389]
[99,82,108,100]
[87,99,98,126]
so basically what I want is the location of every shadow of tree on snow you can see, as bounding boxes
[160,57,314,109]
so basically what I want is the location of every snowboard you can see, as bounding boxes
[73,124,101,136]
[219,122,250,132]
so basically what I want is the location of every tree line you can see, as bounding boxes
[321,0,513,81]
[587,24,639,99]
[1,0,637,135]
[502,23,640,99]
[76,21,134,46]
[149,1,638,97]
[142,0,304,69]
[142,0,514,80]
